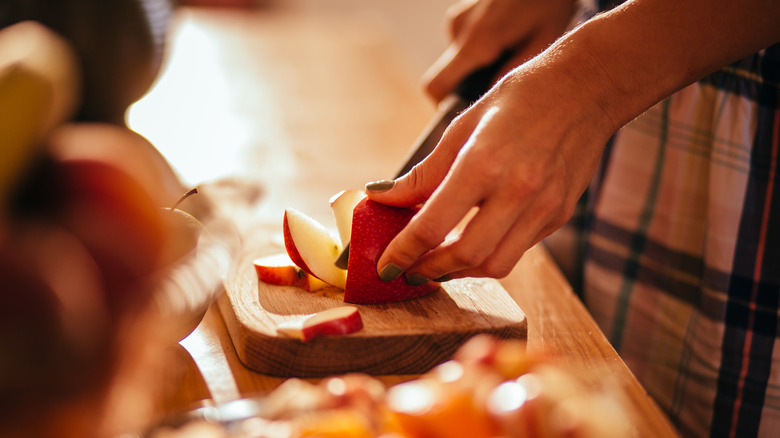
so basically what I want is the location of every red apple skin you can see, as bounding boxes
[277,307,364,341]
[57,159,165,279]
[302,307,364,341]
[282,210,314,277]
[343,199,439,304]
[254,253,311,291]
[11,157,168,316]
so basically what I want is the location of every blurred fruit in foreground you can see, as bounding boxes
[46,122,185,208]
[0,226,115,438]
[146,335,631,438]
[0,20,80,215]
[0,0,175,124]
[150,187,239,343]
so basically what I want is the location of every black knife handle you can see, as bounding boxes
[453,50,514,103]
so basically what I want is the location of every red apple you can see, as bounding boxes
[343,198,438,304]
[8,157,171,317]
[254,252,328,292]
[276,306,363,341]
[283,208,347,289]
[57,159,166,279]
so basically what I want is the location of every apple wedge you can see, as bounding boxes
[254,252,328,292]
[344,199,439,304]
[329,189,366,248]
[283,208,347,289]
[276,306,363,341]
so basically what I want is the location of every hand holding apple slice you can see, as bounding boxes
[283,208,347,289]
[344,198,439,304]
[276,306,363,341]
[282,192,438,304]
[254,252,329,292]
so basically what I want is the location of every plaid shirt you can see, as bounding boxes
[546,2,780,437]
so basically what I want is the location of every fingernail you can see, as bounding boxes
[405,273,429,286]
[366,180,395,192]
[433,275,452,282]
[378,263,403,282]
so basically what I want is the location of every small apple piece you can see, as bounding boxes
[329,189,367,248]
[283,208,347,289]
[276,306,363,341]
[344,199,439,304]
[253,253,328,292]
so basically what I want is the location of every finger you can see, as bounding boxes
[446,0,479,39]
[364,152,449,208]
[423,19,505,103]
[373,118,487,279]
[442,216,542,281]
[421,44,466,103]
[375,176,481,282]
[430,186,573,281]
[366,111,475,207]
[402,182,534,282]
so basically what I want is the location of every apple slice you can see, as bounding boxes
[253,252,328,292]
[276,306,363,341]
[344,199,439,304]
[329,189,367,248]
[283,208,347,289]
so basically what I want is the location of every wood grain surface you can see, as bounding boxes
[220,250,527,377]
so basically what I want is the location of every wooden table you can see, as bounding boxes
[130,5,679,437]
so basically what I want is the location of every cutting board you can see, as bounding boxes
[219,251,527,378]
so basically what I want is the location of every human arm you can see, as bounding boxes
[368,0,780,283]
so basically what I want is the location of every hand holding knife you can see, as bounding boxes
[335,52,512,269]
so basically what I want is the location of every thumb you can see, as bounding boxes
[364,152,451,208]
[367,105,477,207]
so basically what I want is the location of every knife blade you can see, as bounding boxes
[334,52,512,269]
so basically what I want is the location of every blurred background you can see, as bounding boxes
[129,0,454,187]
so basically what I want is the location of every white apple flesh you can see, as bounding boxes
[283,208,347,289]
[329,189,366,248]
[276,306,363,341]
[254,252,328,292]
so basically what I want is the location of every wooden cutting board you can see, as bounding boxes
[219,251,527,378]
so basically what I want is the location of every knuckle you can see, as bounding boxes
[449,245,486,269]
[482,260,514,279]
[448,9,467,36]
[536,191,565,217]
[408,220,444,250]
[512,165,547,195]
[405,164,426,188]
[390,242,423,267]
[474,159,505,182]
[554,201,576,227]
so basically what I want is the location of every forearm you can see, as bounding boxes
[526,0,780,133]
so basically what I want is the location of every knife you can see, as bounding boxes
[334,52,512,269]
